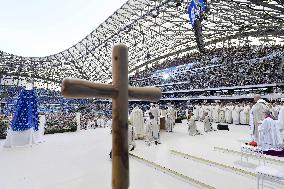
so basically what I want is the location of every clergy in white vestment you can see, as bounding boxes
[97,116,105,128]
[156,104,161,125]
[232,104,241,125]
[244,105,251,125]
[212,104,219,123]
[166,111,174,132]
[75,112,81,131]
[193,105,200,121]
[167,104,176,125]
[225,105,233,124]
[271,103,280,119]
[128,123,137,151]
[129,106,144,139]
[203,112,213,132]
[150,103,160,125]
[145,112,160,145]
[218,105,226,123]
[208,105,213,121]
[276,107,284,142]
[161,108,167,117]
[240,104,247,125]
[258,110,283,151]
[36,113,46,143]
[199,106,204,121]
[187,113,201,136]
[250,96,269,141]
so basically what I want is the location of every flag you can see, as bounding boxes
[188,0,199,27]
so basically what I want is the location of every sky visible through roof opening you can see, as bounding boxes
[0,0,127,57]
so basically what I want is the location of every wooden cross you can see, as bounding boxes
[61,44,161,189]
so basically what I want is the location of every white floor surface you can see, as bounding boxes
[0,121,283,189]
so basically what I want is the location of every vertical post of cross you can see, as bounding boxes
[112,44,129,189]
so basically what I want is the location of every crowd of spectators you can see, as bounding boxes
[130,45,284,92]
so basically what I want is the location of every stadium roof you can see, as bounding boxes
[0,0,283,88]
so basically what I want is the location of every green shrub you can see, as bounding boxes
[0,120,9,139]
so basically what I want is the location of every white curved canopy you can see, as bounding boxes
[0,0,283,88]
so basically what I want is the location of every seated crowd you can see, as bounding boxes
[130,45,284,92]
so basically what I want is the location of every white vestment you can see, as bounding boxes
[251,100,269,141]
[225,106,232,124]
[212,106,219,123]
[204,115,213,132]
[145,118,160,142]
[258,117,283,151]
[232,106,241,125]
[188,117,199,136]
[128,124,137,148]
[199,107,204,121]
[150,107,160,125]
[75,112,81,131]
[240,108,246,125]
[194,106,200,120]
[219,107,225,123]
[35,114,46,142]
[129,107,144,139]
[276,107,284,142]
[166,112,174,132]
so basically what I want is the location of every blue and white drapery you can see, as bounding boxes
[11,89,39,132]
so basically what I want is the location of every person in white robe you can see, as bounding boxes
[36,113,46,143]
[218,105,226,123]
[187,113,201,136]
[199,105,204,121]
[145,112,160,145]
[194,105,200,121]
[166,111,174,132]
[232,104,241,125]
[75,112,81,131]
[150,103,160,125]
[203,112,213,132]
[239,104,245,125]
[225,105,233,124]
[128,123,137,151]
[156,104,161,125]
[97,115,106,128]
[276,107,284,142]
[212,104,219,123]
[129,106,144,139]
[271,103,280,119]
[250,95,269,141]
[244,105,251,125]
[258,110,283,150]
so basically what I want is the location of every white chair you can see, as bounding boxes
[256,166,284,189]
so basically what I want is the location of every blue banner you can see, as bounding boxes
[11,89,39,131]
[188,0,199,27]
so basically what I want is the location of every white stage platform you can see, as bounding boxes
[0,122,283,189]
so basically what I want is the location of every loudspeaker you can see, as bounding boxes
[217,124,229,131]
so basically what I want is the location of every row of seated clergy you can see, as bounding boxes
[193,104,251,125]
